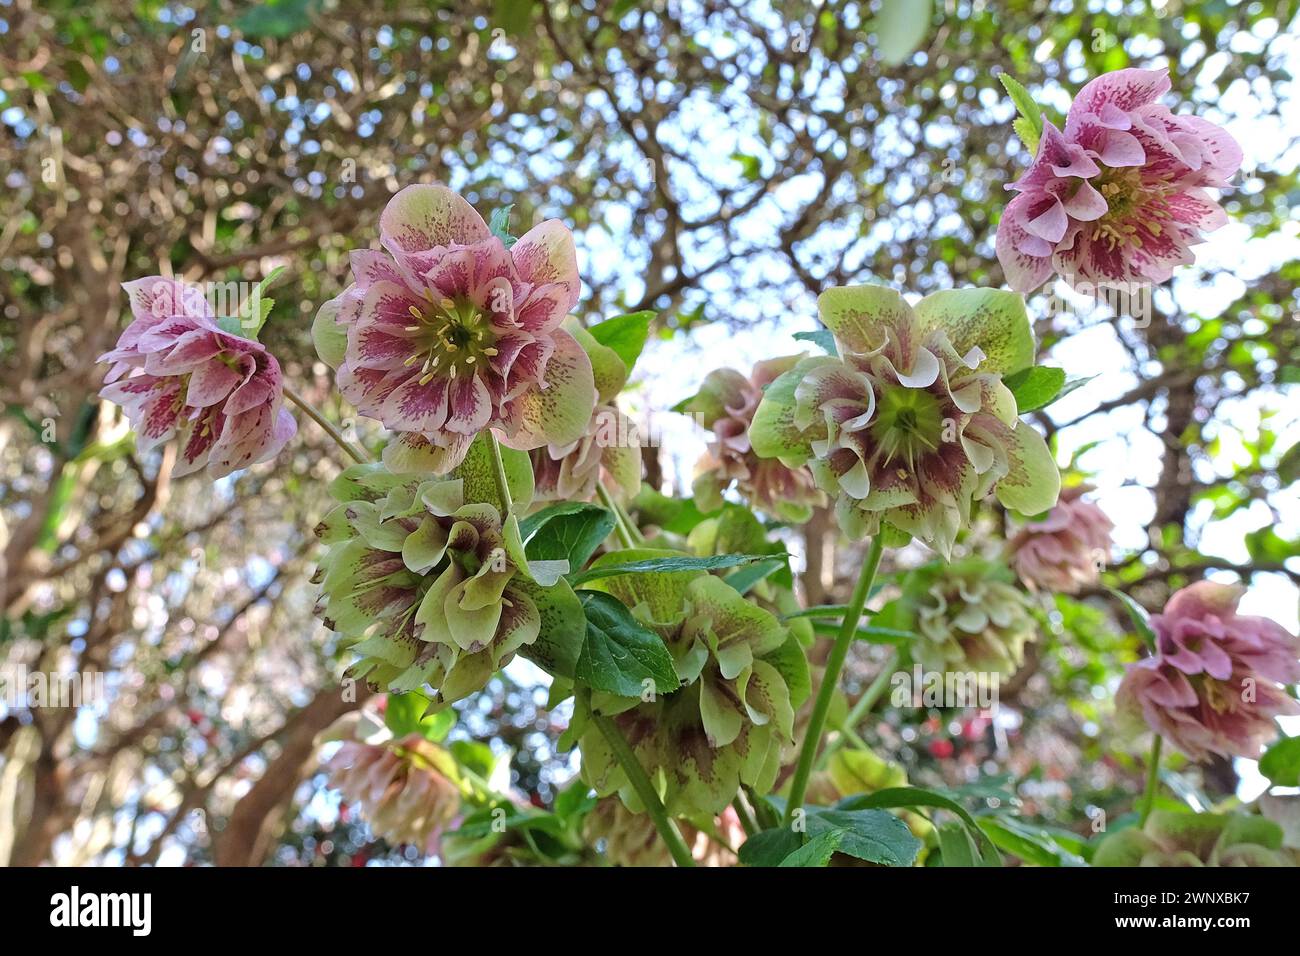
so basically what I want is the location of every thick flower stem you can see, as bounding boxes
[732,794,760,838]
[1140,735,1163,825]
[597,481,641,548]
[282,383,369,465]
[485,430,515,515]
[823,647,899,762]
[784,535,885,824]
[591,713,695,867]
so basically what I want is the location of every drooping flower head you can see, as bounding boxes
[751,285,1060,557]
[315,185,596,474]
[576,552,807,816]
[314,437,577,707]
[877,557,1037,677]
[997,68,1242,294]
[99,277,295,477]
[1115,581,1300,762]
[320,712,462,851]
[1094,810,1290,867]
[685,355,825,523]
[1009,484,1114,593]
[584,797,744,867]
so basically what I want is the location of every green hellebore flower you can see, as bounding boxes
[750,285,1060,557]
[314,454,572,708]
[575,551,807,816]
[876,557,1037,678]
[1094,810,1291,867]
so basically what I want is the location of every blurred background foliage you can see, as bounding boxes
[1,0,1297,865]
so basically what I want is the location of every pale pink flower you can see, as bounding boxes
[1152,581,1300,684]
[1009,484,1113,593]
[997,68,1242,293]
[317,185,596,474]
[98,276,295,478]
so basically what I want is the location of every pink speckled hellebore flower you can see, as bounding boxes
[997,68,1241,293]
[99,277,296,478]
[1116,581,1300,762]
[1009,484,1114,594]
[315,185,596,474]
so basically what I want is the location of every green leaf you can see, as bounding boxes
[568,552,775,587]
[1000,73,1043,154]
[937,821,979,867]
[723,557,787,595]
[523,502,617,570]
[779,829,846,867]
[588,311,653,372]
[977,816,1086,867]
[575,591,680,697]
[1003,366,1067,414]
[803,809,922,866]
[1107,587,1157,651]
[1259,735,1300,788]
[837,785,999,864]
[792,328,837,356]
[384,691,455,742]
[737,827,802,867]
[488,205,517,247]
[516,578,586,679]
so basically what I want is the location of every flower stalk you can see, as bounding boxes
[282,383,368,464]
[784,535,885,824]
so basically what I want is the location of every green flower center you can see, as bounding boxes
[404,294,499,384]
[871,384,944,471]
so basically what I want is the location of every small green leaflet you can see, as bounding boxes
[489,205,517,247]
[1259,735,1300,787]
[1003,365,1066,414]
[999,73,1043,154]
[574,591,680,698]
[1107,587,1157,650]
[589,311,653,372]
[567,552,776,587]
[793,328,837,356]
[521,501,616,570]
[215,265,285,341]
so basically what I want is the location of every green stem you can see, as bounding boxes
[823,648,899,762]
[732,794,760,838]
[282,383,368,464]
[592,713,695,867]
[485,430,515,515]
[596,481,638,549]
[784,535,885,824]
[1140,735,1163,825]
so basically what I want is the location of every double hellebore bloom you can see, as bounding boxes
[314,447,570,707]
[1116,582,1300,761]
[997,68,1242,293]
[685,356,825,523]
[99,276,295,478]
[316,184,596,473]
[530,404,642,505]
[1009,484,1114,594]
[321,712,462,852]
[577,554,803,816]
[1094,810,1291,868]
[750,285,1060,557]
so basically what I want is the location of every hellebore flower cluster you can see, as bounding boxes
[314,184,597,474]
[98,276,296,478]
[575,553,806,816]
[529,404,642,505]
[684,355,826,523]
[1009,484,1114,594]
[313,444,570,708]
[997,68,1242,293]
[750,285,1060,557]
[1116,582,1300,761]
